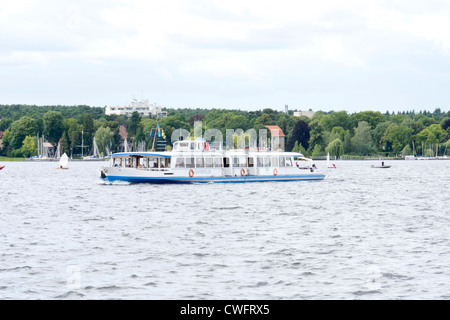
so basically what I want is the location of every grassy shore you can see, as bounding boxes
[0,156,26,161]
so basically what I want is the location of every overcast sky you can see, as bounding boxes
[1,0,450,113]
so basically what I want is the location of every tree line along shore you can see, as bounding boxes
[0,104,449,160]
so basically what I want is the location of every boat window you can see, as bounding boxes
[270,157,279,167]
[190,143,195,150]
[239,157,247,167]
[233,157,239,167]
[195,157,204,168]
[177,142,189,151]
[248,157,254,167]
[279,157,285,167]
[175,157,185,168]
[205,157,213,168]
[224,157,231,168]
[264,157,270,167]
[131,157,137,168]
[160,158,168,168]
[214,157,223,168]
[185,157,195,168]
[148,157,157,168]
[257,157,263,167]
[285,157,293,166]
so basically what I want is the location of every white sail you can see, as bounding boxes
[58,153,69,169]
[93,137,100,157]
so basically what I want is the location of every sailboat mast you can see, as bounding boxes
[81,130,84,158]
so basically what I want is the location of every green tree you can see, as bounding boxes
[61,131,70,155]
[372,121,393,152]
[65,118,83,156]
[308,120,325,155]
[383,125,413,154]
[128,111,142,137]
[0,118,13,131]
[4,116,39,155]
[43,111,64,144]
[20,135,37,158]
[351,121,372,155]
[311,144,324,157]
[319,111,354,132]
[326,138,344,158]
[286,120,310,151]
[401,144,413,156]
[416,124,447,146]
[351,111,386,129]
[254,113,275,129]
[82,113,95,150]
[95,126,115,155]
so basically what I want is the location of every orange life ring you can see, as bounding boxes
[189,169,194,177]
[240,168,246,176]
[273,168,278,176]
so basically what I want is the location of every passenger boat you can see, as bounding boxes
[100,140,325,184]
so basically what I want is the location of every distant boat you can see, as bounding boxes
[326,153,336,168]
[371,161,391,168]
[57,153,69,169]
[0,165,5,170]
[83,137,103,160]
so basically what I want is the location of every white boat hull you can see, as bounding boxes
[100,166,325,184]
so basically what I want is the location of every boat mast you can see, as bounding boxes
[81,130,84,158]
[151,111,159,152]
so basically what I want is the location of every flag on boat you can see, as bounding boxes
[150,129,154,138]
[157,124,161,137]
[161,129,166,140]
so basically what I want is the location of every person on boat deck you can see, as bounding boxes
[382,161,384,166]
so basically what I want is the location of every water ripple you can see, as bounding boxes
[1,160,450,299]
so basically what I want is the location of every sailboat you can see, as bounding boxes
[405,141,417,160]
[57,153,69,169]
[83,137,103,160]
[327,153,336,168]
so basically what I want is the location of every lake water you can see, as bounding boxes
[1,159,449,299]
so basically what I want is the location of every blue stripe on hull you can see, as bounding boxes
[106,174,325,184]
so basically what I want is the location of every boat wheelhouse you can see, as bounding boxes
[100,140,325,183]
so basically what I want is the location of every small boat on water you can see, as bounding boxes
[326,153,336,169]
[57,153,69,169]
[0,165,5,170]
[100,140,325,184]
[371,161,391,168]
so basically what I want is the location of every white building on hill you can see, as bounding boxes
[105,99,168,118]
[293,110,315,118]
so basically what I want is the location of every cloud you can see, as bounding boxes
[1,0,450,110]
